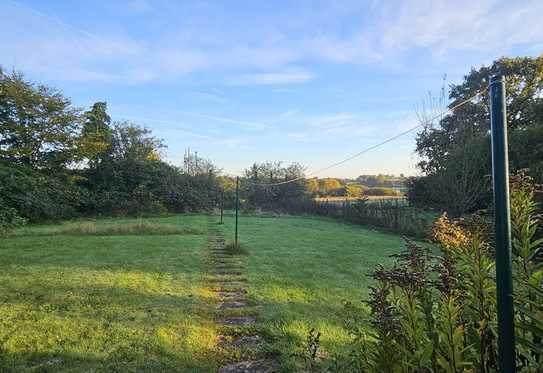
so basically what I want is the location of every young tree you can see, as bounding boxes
[79,102,112,167]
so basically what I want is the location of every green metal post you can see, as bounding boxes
[235,176,239,246]
[220,188,224,224]
[490,75,516,372]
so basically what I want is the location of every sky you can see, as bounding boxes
[1,0,542,178]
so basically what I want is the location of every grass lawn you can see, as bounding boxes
[216,213,418,370]
[1,213,420,371]
[0,214,217,372]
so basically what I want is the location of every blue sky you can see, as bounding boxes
[1,0,541,177]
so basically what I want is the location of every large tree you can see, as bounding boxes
[416,56,543,175]
[0,69,81,170]
[412,56,543,214]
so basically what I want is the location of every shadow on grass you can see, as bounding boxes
[0,346,217,373]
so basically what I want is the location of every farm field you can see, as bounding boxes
[0,213,420,371]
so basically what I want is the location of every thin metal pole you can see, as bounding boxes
[235,176,239,246]
[220,188,224,224]
[490,75,516,372]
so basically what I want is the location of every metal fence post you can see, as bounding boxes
[220,188,224,224]
[490,74,516,372]
[235,176,239,246]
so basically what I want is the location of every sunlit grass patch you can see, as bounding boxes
[0,214,218,372]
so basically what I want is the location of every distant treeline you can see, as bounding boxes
[305,177,403,198]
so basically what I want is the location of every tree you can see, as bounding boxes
[411,55,543,214]
[109,121,164,162]
[79,102,112,167]
[183,148,219,176]
[243,161,307,209]
[0,69,81,170]
[320,178,343,194]
[305,178,320,196]
[416,56,543,175]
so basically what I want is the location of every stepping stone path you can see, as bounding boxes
[207,223,280,372]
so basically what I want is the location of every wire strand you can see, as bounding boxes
[239,87,488,187]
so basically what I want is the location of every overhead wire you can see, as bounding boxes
[235,87,488,187]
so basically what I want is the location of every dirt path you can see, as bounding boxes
[207,221,279,372]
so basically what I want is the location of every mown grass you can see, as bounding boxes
[0,214,218,372]
[1,212,423,371]
[216,213,427,370]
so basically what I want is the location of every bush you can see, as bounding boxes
[84,159,220,216]
[0,198,26,234]
[0,163,89,222]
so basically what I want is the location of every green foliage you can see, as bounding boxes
[0,197,25,234]
[0,163,89,222]
[510,172,543,368]
[78,102,113,166]
[412,55,543,214]
[0,69,81,170]
[0,70,221,221]
[243,161,307,210]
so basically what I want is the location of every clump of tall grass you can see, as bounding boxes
[224,241,249,255]
[31,221,202,236]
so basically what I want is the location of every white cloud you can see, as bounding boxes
[379,0,543,55]
[174,111,271,130]
[227,71,314,85]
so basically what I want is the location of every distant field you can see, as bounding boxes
[1,213,418,371]
[314,195,407,202]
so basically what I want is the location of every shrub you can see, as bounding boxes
[0,198,26,234]
[0,163,89,222]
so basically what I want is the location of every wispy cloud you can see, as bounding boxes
[227,71,314,85]
[175,111,271,130]
[2,0,541,85]
[113,114,249,146]
[379,0,543,55]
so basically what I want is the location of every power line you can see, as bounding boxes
[237,88,488,187]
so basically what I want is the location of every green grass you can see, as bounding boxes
[1,212,423,371]
[216,213,423,369]
[0,214,217,372]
